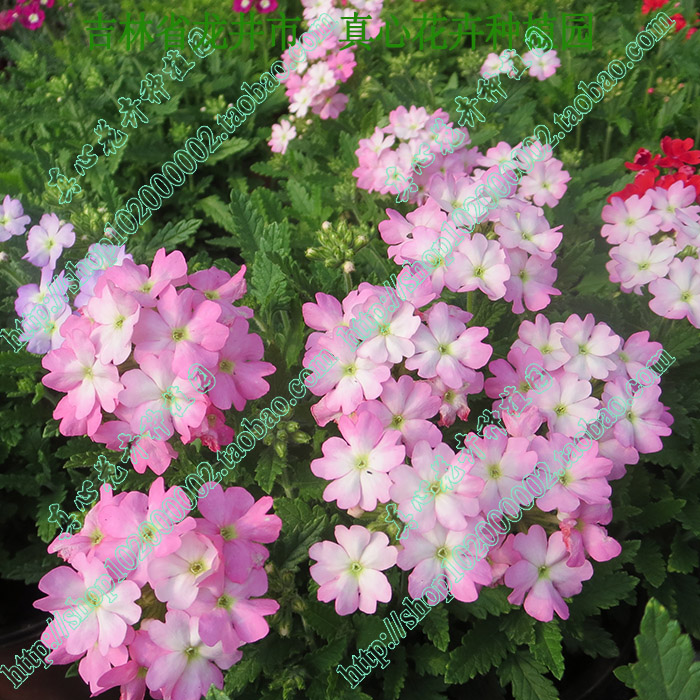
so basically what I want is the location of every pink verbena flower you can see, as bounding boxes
[648,257,700,327]
[0,194,31,240]
[559,313,621,380]
[310,412,405,511]
[268,119,297,154]
[504,525,593,621]
[309,524,397,615]
[523,49,560,80]
[23,213,75,269]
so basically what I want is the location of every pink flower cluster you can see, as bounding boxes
[0,0,53,32]
[305,306,674,622]
[38,248,275,472]
[35,479,281,700]
[601,137,700,327]
[367,109,569,314]
[268,0,384,150]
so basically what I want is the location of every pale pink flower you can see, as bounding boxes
[23,213,75,269]
[87,281,140,365]
[504,525,593,621]
[310,412,405,511]
[533,373,599,436]
[559,503,621,567]
[559,313,621,380]
[268,119,297,154]
[309,525,397,615]
[600,195,662,244]
[445,234,510,299]
[649,257,700,327]
[513,314,569,371]
[495,204,563,257]
[523,49,560,80]
[519,160,571,208]
[0,194,31,240]
[503,249,561,313]
[610,238,676,288]
[146,610,240,700]
[647,181,700,231]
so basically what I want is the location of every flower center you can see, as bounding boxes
[541,344,553,355]
[216,594,234,610]
[379,323,391,336]
[141,525,158,543]
[436,546,449,560]
[219,359,234,374]
[90,529,103,545]
[140,281,154,293]
[220,525,237,541]
[487,464,501,479]
[349,561,363,576]
[83,366,94,379]
[115,315,126,329]
[437,344,450,355]
[171,327,187,342]
[390,414,404,428]
[578,344,588,355]
[638,261,650,271]
[430,481,442,496]
[680,291,693,303]
[537,564,549,578]
[184,646,199,659]
[205,290,220,300]
[355,455,370,471]
[554,403,567,416]
[444,390,455,402]
[473,265,485,278]
[189,560,205,575]
[86,590,102,606]
[344,363,357,376]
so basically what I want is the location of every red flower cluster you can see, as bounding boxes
[641,0,699,38]
[0,0,53,32]
[608,137,700,203]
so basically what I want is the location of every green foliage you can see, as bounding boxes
[614,598,700,700]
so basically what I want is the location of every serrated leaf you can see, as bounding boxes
[205,685,231,700]
[499,610,535,646]
[250,252,290,310]
[305,600,344,641]
[198,195,238,233]
[446,619,512,683]
[309,638,346,672]
[465,585,513,619]
[498,652,559,700]
[227,189,263,258]
[572,567,638,616]
[413,643,448,677]
[636,540,667,588]
[668,531,699,574]
[141,218,201,257]
[631,497,685,533]
[383,647,407,700]
[622,598,700,700]
[223,653,262,695]
[254,449,285,493]
[422,605,449,651]
[531,622,564,681]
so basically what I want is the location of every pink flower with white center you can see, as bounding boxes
[0,194,31,240]
[468,434,538,514]
[306,62,337,93]
[477,141,521,169]
[519,159,571,208]
[481,52,507,78]
[484,346,546,402]
[505,525,593,621]
[610,238,676,288]
[20,303,71,355]
[302,292,344,333]
[148,531,219,609]
[396,523,492,604]
[389,105,431,140]
[52,394,103,439]
[495,204,563,256]
[513,314,569,371]
[428,174,480,215]
[311,412,405,511]
[503,249,561,313]
[42,329,123,423]
[118,352,206,441]
[196,484,282,583]
[73,243,133,309]
[97,248,188,308]
[357,376,442,456]
[192,567,278,652]
[100,479,196,582]
[23,213,75,269]
[357,127,395,159]
[34,553,141,656]
[531,433,613,512]
[356,300,421,364]
[445,234,510,299]
[76,640,129,694]
[523,49,561,80]
[309,525,397,615]
[146,610,239,700]
[502,404,546,438]
[559,503,621,567]
[47,485,125,563]
[605,381,673,453]
[675,208,700,248]
[132,286,228,374]
[189,265,252,323]
[96,628,160,700]
[208,320,275,411]
[601,195,662,244]
[314,89,349,120]
[390,441,483,531]
[612,330,663,381]
[560,313,622,381]
[289,87,313,117]
[649,257,700,327]
[86,281,140,365]
[647,181,700,231]
[533,373,599,436]
[430,376,480,427]
[268,119,297,154]
[189,405,235,453]
[405,302,492,389]
[304,336,390,416]
[378,198,442,248]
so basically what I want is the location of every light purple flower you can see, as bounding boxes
[23,213,75,269]
[0,194,31,240]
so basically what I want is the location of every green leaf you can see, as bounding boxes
[309,639,346,672]
[205,685,232,700]
[636,540,667,588]
[446,619,512,683]
[250,251,291,311]
[254,449,285,493]
[499,610,536,646]
[227,189,263,258]
[140,218,201,258]
[631,497,685,533]
[619,598,700,700]
[383,647,408,700]
[531,622,565,681]
[223,653,262,695]
[422,604,449,652]
[668,531,699,574]
[413,643,449,677]
[305,600,344,641]
[572,566,638,616]
[498,652,559,700]
[197,195,238,233]
[465,585,512,619]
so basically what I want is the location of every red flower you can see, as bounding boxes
[641,0,668,14]
[625,148,661,172]
[670,13,687,32]
[686,27,698,39]
[658,136,700,168]
[608,169,658,202]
